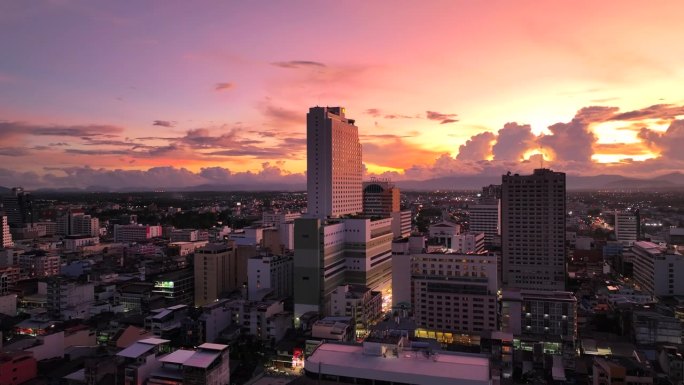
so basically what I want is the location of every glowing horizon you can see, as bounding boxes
[1,1,683,189]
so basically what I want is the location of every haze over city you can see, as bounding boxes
[1,1,684,190]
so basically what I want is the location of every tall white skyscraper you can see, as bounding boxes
[501,169,566,291]
[306,106,363,219]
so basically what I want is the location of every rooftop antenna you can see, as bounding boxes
[539,145,545,169]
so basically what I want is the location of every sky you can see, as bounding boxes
[1,0,684,190]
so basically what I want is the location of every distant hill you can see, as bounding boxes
[10,172,684,193]
[395,173,684,191]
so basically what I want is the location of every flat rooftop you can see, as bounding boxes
[306,343,490,385]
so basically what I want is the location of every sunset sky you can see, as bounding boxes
[1,1,684,189]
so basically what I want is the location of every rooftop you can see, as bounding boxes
[306,343,490,385]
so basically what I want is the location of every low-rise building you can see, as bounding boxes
[304,338,492,385]
[632,305,681,345]
[592,356,652,385]
[117,338,172,385]
[330,284,382,337]
[501,289,577,363]
[247,254,293,301]
[148,343,230,385]
[0,351,37,385]
[145,305,189,339]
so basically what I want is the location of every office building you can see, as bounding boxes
[114,224,162,243]
[57,210,100,237]
[1,187,33,227]
[306,106,362,219]
[500,289,577,357]
[615,210,640,246]
[393,251,498,341]
[330,284,382,336]
[632,241,684,296]
[451,231,485,254]
[501,169,566,291]
[46,278,95,320]
[194,242,239,307]
[362,179,400,216]
[390,209,412,238]
[151,269,194,307]
[247,254,293,301]
[469,186,500,249]
[293,217,393,323]
[18,250,60,279]
[0,213,13,248]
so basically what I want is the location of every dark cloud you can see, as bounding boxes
[611,104,684,121]
[364,108,413,120]
[271,60,326,69]
[0,121,124,140]
[0,147,31,156]
[639,119,684,160]
[538,107,612,163]
[492,123,536,161]
[262,105,302,124]
[366,108,381,117]
[215,82,234,91]
[65,149,130,155]
[0,165,305,190]
[153,120,175,127]
[426,111,458,124]
[456,132,495,161]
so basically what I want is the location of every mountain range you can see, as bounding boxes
[2,172,684,193]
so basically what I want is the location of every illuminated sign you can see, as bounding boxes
[155,281,174,288]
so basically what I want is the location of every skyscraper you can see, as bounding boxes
[615,210,639,245]
[1,187,33,227]
[501,169,566,291]
[294,107,393,324]
[306,107,362,219]
[0,212,14,248]
[469,185,501,249]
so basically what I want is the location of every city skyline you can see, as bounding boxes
[2,1,684,190]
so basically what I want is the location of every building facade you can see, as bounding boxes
[306,106,362,219]
[501,169,566,291]
[362,179,400,216]
[293,217,393,323]
[393,251,499,340]
[632,241,684,296]
[615,210,639,246]
[194,242,238,307]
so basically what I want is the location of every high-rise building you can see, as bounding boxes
[469,185,501,249]
[0,212,13,248]
[392,250,499,341]
[615,210,639,245]
[501,169,566,291]
[1,187,33,227]
[362,179,400,216]
[293,217,393,323]
[194,242,239,307]
[306,106,362,219]
[57,210,99,237]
